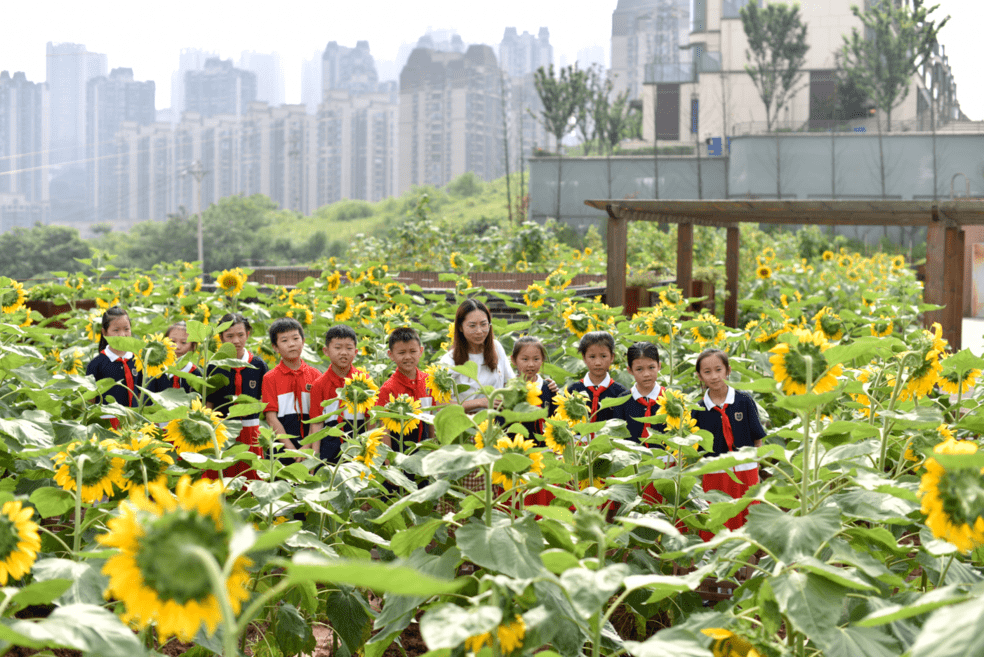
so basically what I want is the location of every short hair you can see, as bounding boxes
[578,331,615,356]
[696,348,730,372]
[324,324,357,347]
[627,341,661,368]
[511,335,547,361]
[269,317,304,344]
[98,306,129,351]
[218,313,251,336]
[388,326,421,349]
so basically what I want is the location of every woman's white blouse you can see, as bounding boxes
[438,339,515,402]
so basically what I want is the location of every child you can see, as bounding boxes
[567,331,627,429]
[86,306,140,428]
[692,349,766,535]
[147,321,198,394]
[205,313,267,480]
[615,342,665,445]
[309,324,365,463]
[262,317,322,461]
[376,327,432,453]
[511,336,556,442]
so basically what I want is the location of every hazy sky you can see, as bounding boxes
[1,0,980,120]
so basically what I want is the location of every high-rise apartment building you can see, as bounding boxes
[611,0,691,100]
[87,68,155,222]
[46,42,107,164]
[300,50,322,114]
[184,58,257,119]
[239,51,285,107]
[499,27,552,79]
[170,48,218,117]
[322,41,379,95]
[399,45,504,194]
[0,71,48,231]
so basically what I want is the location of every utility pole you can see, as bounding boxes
[182,159,208,271]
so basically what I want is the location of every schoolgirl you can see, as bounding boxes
[692,349,766,534]
[146,321,199,394]
[510,336,556,442]
[85,306,140,428]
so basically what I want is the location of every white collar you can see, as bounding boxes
[582,373,612,388]
[180,361,196,373]
[703,386,735,410]
[104,349,133,362]
[531,374,544,387]
[631,384,662,401]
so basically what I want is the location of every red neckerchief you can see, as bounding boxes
[588,383,609,419]
[636,385,664,443]
[279,361,309,438]
[104,349,135,406]
[714,404,735,451]
[233,351,253,398]
[172,363,197,389]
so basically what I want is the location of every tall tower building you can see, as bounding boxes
[399,45,504,194]
[46,42,107,164]
[0,71,49,231]
[170,48,218,117]
[87,67,155,222]
[184,58,257,119]
[300,50,322,114]
[611,0,691,100]
[239,51,285,107]
[322,41,379,95]
[499,27,552,78]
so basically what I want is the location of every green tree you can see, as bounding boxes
[841,0,948,198]
[0,225,92,279]
[533,64,589,222]
[741,1,810,132]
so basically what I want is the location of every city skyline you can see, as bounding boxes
[4,0,978,121]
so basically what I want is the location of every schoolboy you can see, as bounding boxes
[309,324,365,463]
[567,331,628,426]
[262,317,321,459]
[376,327,433,452]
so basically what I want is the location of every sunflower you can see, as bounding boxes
[822,250,835,261]
[65,273,87,290]
[850,365,878,418]
[553,389,591,427]
[175,283,187,299]
[85,311,101,342]
[53,438,126,503]
[562,305,593,338]
[491,436,544,490]
[658,285,685,309]
[938,357,981,396]
[0,500,41,585]
[813,307,845,341]
[424,364,455,404]
[545,268,572,291]
[164,400,229,454]
[379,394,422,435]
[769,328,843,396]
[690,313,726,347]
[449,252,461,269]
[133,276,154,297]
[338,372,379,417]
[192,302,211,325]
[192,277,203,293]
[525,380,542,407]
[352,302,377,326]
[1,279,26,314]
[837,255,851,268]
[543,420,576,455]
[473,419,497,449]
[919,451,984,553]
[115,427,175,493]
[846,267,862,282]
[216,268,247,296]
[891,254,905,270]
[643,308,677,345]
[899,323,947,401]
[286,306,314,325]
[701,628,761,657]
[870,316,894,338]
[657,389,697,433]
[524,283,547,309]
[95,286,120,310]
[135,333,177,379]
[323,270,342,292]
[382,306,413,334]
[98,476,252,643]
[382,280,405,298]
[354,429,385,480]
[755,265,772,280]
[760,246,776,262]
[330,296,355,322]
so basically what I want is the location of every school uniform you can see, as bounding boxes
[567,373,628,444]
[309,365,368,463]
[376,368,432,453]
[86,349,140,428]
[615,384,671,506]
[146,362,199,395]
[204,351,267,480]
[522,375,556,508]
[692,386,766,535]
[263,360,322,454]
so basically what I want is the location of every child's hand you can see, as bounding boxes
[546,378,559,394]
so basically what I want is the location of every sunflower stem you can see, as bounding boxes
[937,554,955,587]
[799,356,813,515]
[484,463,494,527]
[73,455,87,559]
[879,356,908,471]
[184,545,239,657]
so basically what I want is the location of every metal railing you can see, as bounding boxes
[730,117,984,136]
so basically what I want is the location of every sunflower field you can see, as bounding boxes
[0,241,982,657]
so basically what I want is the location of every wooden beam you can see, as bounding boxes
[725,225,740,327]
[606,205,628,311]
[677,222,694,306]
[925,222,946,332]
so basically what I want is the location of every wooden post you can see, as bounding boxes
[943,227,964,350]
[924,221,945,329]
[725,225,740,327]
[677,222,694,305]
[605,205,628,311]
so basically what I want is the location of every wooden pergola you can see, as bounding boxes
[586,199,984,350]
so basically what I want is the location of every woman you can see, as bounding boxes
[438,299,514,413]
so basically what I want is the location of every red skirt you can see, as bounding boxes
[203,424,264,481]
[700,466,759,541]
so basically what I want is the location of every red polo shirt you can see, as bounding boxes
[310,365,368,434]
[262,360,321,444]
[377,368,432,447]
